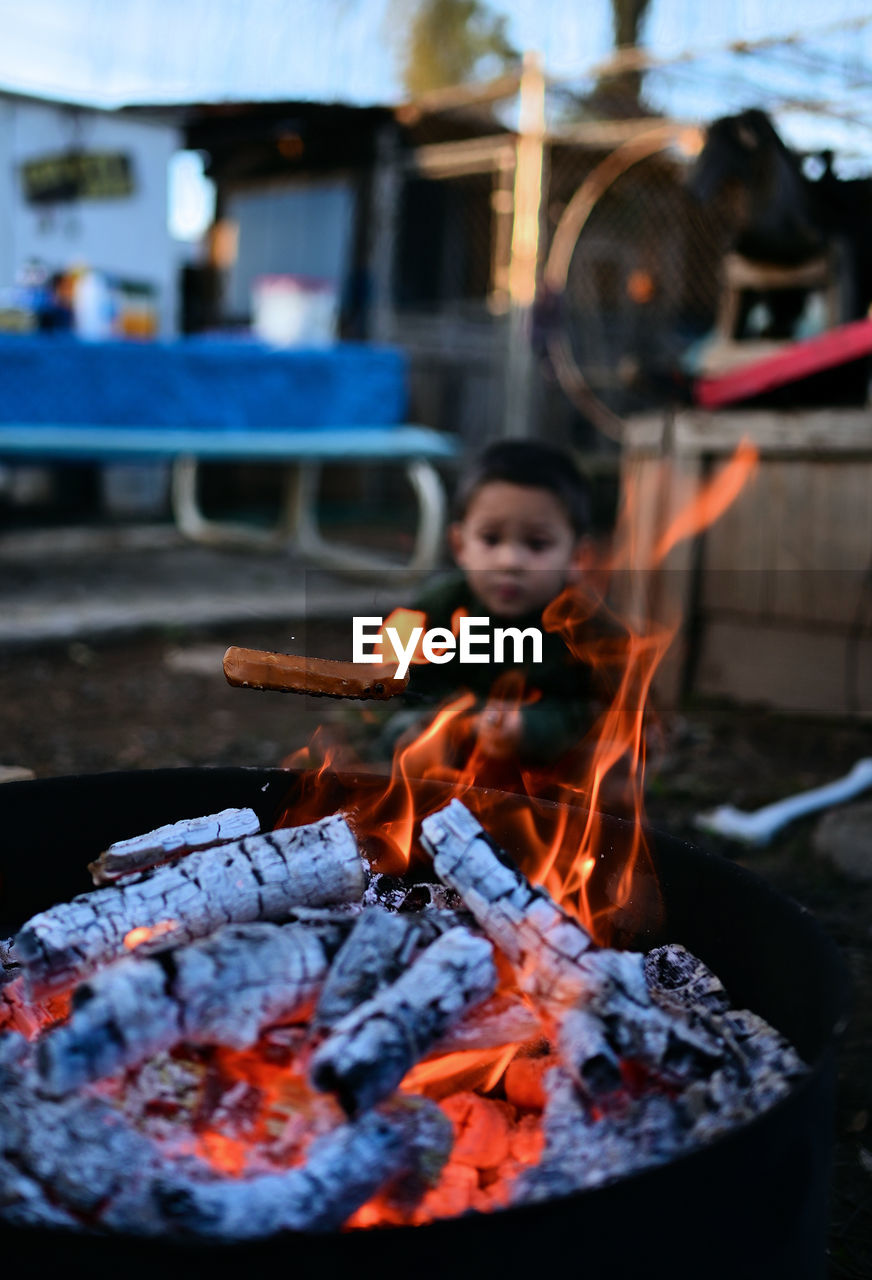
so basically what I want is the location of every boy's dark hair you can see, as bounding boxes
[455,440,591,536]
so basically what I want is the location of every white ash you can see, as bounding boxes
[311,927,497,1115]
[420,799,595,1010]
[37,917,350,1094]
[12,815,366,996]
[89,807,262,885]
[154,1096,452,1240]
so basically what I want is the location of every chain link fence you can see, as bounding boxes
[386,80,733,455]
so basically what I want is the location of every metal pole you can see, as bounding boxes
[503,51,546,438]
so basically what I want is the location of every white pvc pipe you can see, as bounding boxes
[694,758,872,846]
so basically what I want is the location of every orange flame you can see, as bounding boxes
[400,1045,521,1097]
[651,438,759,565]
[275,441,759,938]
[123,919,180,951]
[195,1131,248,1177]
[259,440,760,1225]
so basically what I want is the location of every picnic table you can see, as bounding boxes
[0,336,457,575]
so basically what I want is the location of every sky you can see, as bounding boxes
[3,0,872,156]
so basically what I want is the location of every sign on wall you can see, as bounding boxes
[21,150,135,204]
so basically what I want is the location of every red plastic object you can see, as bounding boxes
[694,317,872,408]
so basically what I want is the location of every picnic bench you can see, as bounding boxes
[0,337,458,575]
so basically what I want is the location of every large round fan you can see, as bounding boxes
[543,125,731,441]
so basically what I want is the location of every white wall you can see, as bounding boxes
[0,99,16,293]
[0,94,181,335]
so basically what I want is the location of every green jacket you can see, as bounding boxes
[406,572,625,766]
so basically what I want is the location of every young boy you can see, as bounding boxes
[399,439,618,774]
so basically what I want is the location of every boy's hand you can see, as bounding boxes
[475,701,523,759]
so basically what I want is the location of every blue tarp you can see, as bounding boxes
[0,337,408,429]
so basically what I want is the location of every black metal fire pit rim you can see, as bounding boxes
[0,765,844,1279]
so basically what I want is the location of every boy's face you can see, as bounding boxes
[450,481,580,618]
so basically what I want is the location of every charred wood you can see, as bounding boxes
[155,1096,452,1239]
[644,943,731,1015]
[312,907,427,1032]
[311,927,497,1115]
[0,1032,206,1234]
[13,815,366,996]
[420,800,594,1010]
[431,992,542,1055]
[38,918,349,1094]
[513,1065,689,1202]
[89,807,261,885]
[681,1007,806,1142]
[361,875,468,919]
[516,987,808,1201]
[558,949,726,1098]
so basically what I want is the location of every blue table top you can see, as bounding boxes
[0,337,409,430]
[0,424,457,463]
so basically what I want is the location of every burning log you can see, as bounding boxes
[420,800,594,1010]
[155,1096,452,1239]
[421,802,736,1101]
[88,807,261,885]
[557,949,726,1098]
[0,1033,204,1234]
[311,927,497,1115]
[514,1065,690,1202]
[312,907,428,1031]
[38,917,350,1095]
[13,815,366,996]
[644,942,731,1015]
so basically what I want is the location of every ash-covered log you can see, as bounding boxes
[89,807,261,885]
[644,942,731,1015]
[421,803,730,1097]
[431,992,542,1055]
[312,907,428,1032]
[156,1096,452,1239]
[513,1065,689,1203]
[420,800,594,1010]
[38,917,350,1094]
[558,949,725,1097]
[0,1032,206,1234]
[311,926,497,1115]
[13,815,366,996]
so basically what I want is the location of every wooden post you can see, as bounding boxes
[503,52,546,438]
[369,122,401,344]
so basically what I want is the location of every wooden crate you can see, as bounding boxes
[621,408,872,717]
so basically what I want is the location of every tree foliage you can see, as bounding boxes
[601,0,652,111]
[390,0,519,97]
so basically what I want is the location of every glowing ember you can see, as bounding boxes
[123,919,180,951]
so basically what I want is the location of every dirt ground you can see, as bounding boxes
[1,619,870,1275]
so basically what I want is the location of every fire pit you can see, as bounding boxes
[0,766,847,1280]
